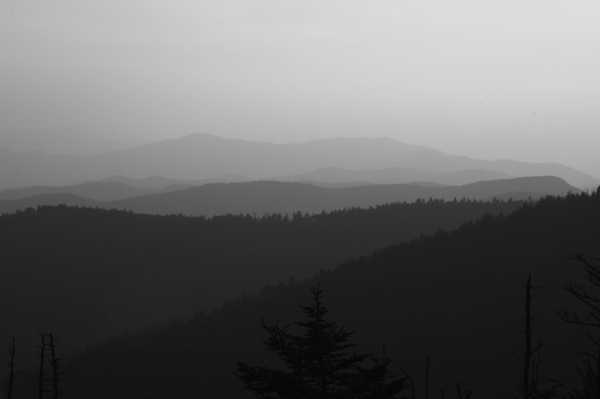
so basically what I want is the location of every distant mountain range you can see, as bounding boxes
[274,166,512,186]
[0,128,151,155]
[1,132,598,189]
[0,177,580,216]
[94,173,251,189]
[0,181,191,202]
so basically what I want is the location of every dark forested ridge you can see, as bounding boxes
[44,189,600,399]
[0,197,520,369]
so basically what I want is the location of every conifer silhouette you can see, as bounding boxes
[236,285,407,398]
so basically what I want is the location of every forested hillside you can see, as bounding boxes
[49,189,600,399]
[0,198,520,367]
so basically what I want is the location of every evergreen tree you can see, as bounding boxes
[236,285,407,398]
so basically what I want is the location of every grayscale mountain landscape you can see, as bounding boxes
[2,2,600,398]
[1,129,600,399]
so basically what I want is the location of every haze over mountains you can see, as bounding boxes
[0,181,190,202]
[1,131,598,190]
[5,1,600,397]
[276,166,513,186]
[0,128,152,156]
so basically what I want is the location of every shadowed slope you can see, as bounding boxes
[0,198,522,372]
[58,189,600,399]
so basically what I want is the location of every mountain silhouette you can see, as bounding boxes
[2,133,597,189]
[274,166,512,185]
[0,181,192,202]
[94,173,251,189]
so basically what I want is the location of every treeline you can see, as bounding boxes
[35,189,598,398]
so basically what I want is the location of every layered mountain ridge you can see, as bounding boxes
[1,132,597,189]
[0,176,580,217]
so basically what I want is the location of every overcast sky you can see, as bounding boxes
[2,1,599,177]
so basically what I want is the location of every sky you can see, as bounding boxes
[2,0,600,177]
